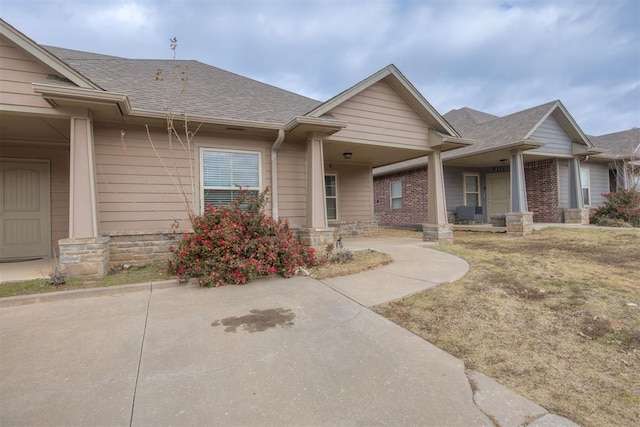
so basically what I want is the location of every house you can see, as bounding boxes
[374,100,605,234]
[0,19,471,277]
[587,128,640,191]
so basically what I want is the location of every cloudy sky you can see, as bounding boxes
[3,0,639,135]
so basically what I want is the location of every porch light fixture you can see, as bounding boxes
[343,152,353,160]
[499,158,508,164]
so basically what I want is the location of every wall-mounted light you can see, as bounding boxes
[343,152,353,160]
[499,158,508,165]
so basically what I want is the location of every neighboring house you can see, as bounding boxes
[0,19,469,277]
[588,128,640,192]
[374,100,602,230]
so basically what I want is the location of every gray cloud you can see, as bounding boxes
[2,0,638,135]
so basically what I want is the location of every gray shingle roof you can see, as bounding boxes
[590,128,640,158]
[442,101,558,158]
[43,46,322,125]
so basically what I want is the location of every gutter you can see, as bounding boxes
[271,129,285,219]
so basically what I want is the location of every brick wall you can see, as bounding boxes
[524,159,561,222]
[373,167,428,228]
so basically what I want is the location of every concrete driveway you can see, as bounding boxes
[0,237,577,426]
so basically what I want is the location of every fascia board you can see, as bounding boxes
[129,109,283,130]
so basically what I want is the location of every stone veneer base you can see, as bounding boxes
[563,208,590,225]
[505,212,534,237]
[58,236,110,278]
[422,223,454,244]
[106,231,178,268]
[298,227,338,248]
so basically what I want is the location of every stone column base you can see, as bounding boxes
[58,236,110,278]
[506,212,534,237]
[422,223,454,245]
[298,227,338,248]
[564,208,589,225]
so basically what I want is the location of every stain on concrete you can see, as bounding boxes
[211,308,295,333]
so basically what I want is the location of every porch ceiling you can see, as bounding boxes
[444,148,560,168]
[0,113,69,143]
[323,139,430,168]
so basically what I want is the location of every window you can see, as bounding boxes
[580,168,590,206]
[390,181,402,209]
[325,174,337,220]
[201,149,261,210]
[463,174,481,207]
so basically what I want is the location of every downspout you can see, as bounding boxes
[271,128,285,219]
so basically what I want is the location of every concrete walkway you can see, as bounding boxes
[0,237,579,426]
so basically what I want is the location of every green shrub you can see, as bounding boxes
[170,191,321,287]
[590,188,640,227]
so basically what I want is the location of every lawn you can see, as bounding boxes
[376,227,639,427]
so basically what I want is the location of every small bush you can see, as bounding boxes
[170,190,320,287]
[590,188,640,227]
[330,249,354,264]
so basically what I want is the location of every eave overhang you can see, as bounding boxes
[284,116,348,136]
[32,83,132,115]
[444,139,546,161]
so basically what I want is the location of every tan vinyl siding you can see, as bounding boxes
[1,142,69,256]
[0,36,56,109]
[94,124,273,232]
[328,80,430,148]
[530,115,573,155]
[276,141,306,226]
[328,164,373,222]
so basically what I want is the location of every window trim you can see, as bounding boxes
[580,168,591,206]
[325,173,338,221]
[199,147,262,212]
[390,181,402,209]
[463,173,481,207]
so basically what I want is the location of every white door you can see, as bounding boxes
[0,160,51,260]
[486,173,510,217]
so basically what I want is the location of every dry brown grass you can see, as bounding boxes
[309,249,392,280]
[376,227,640,427]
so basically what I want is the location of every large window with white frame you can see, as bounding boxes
[201,148,261,210]
[463,173,481,207]
[580,168,590,206]
[390,181,402,209]
[325,174,337,220]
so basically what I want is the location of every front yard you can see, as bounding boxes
[376,228,639,427]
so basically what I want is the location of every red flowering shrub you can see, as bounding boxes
[590,188,640,227]
[170,191,319,287]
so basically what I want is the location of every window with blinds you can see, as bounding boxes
[201,149,261,208]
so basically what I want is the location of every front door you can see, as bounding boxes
[0,159,51,260]
[486,173,510,217]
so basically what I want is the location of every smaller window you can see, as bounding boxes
[463,174,481,207]
[325,174,337,220]
[390,181,402,209]
[580,168,591,206]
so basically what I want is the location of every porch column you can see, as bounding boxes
[69,115,99,238]
[506,150,533,236]
[299,133,336,248]
[564,157,589,224]
[59,114,108,278]
[510,150,528,213]
[423,149,453,244]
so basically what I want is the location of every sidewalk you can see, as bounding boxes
[0,237,579,426]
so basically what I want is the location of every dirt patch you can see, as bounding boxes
[211,308,295,333]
